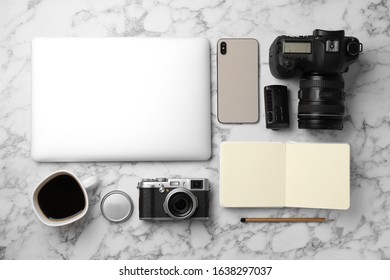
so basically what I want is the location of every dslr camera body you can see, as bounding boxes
[138,178,210,221]
[269,29,362,130]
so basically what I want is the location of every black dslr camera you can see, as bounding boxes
[138,178,210,221]
[269,29,362,130]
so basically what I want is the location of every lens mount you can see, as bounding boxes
[298,74,345,130]
[163,188,198,220]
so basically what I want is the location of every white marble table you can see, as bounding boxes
[1,0,389,259]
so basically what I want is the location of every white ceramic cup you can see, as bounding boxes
[32,170,98,227]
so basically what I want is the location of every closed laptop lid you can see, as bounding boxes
[31,37,211,161]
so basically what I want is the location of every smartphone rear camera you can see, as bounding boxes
[220,42,227,55]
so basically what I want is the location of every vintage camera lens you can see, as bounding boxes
[298,74,345,130]
[163,188,198,220]
[170,194,190,214]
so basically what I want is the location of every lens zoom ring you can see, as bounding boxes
[300,78,344,89]
[299,104,344,114]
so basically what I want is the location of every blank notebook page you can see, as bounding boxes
[285,143,350,209]
[220,142,286,207]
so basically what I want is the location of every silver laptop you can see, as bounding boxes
[31,37,211,161]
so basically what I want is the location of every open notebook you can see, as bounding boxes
[220,142,350,209]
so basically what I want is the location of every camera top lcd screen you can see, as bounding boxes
[283,42,311,54]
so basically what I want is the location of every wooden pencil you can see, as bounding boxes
[240,217,333,223]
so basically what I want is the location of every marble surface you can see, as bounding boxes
[0,0,389,260]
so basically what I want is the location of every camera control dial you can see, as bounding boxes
[156,178,167,182]
[141,178,153,182]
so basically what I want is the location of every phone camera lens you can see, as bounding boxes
[221,42,227,55]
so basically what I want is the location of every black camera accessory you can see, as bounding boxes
[264,85,290,129]
[101,190,133,223]
[269,29,362,130]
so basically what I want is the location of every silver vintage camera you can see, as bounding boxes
[138,178,210,221]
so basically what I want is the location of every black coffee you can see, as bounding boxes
[37,174,86,220]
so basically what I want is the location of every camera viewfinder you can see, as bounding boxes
[191,180,203,189]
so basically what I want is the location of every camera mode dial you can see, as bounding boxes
[313,29,345,38]
[156,178,167,182]
[141,178,153,182]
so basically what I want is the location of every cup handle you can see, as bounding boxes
[81,176,99,191]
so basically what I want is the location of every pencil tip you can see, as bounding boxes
[240,218,245,223]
